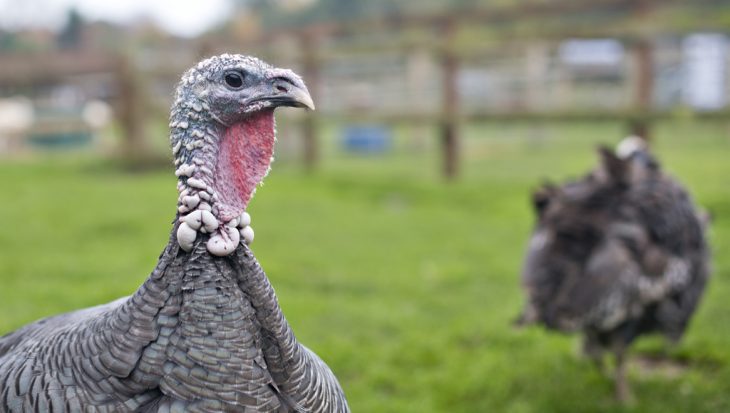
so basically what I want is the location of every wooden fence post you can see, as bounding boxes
[440,20,460,180]
[116,55,148,163]
[629,0,655,141]
[525,42,549,111]
[300,32,320,172]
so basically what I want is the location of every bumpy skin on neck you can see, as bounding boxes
[170,55,293,256]
[170,93,263,256]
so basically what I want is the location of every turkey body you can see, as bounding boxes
[0,234,348,412]
[518,144,711,400]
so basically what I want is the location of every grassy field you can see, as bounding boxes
[0,119,728,412]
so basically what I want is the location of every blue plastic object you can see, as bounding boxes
[342,125,391,154]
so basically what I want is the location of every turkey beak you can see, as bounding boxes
[267,73,315,111]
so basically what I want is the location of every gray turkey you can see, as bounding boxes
[516,137,711,402]
[0,54,350,412]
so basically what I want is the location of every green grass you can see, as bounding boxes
[1,119,729,412]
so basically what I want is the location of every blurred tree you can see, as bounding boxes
[238,0,527,30]
[57,8,84,50]
[0,31,19,52]
[237,0,413,29]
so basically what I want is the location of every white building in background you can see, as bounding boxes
[0,97,34,153]
[682,33,727,111]
[558,38,625,68]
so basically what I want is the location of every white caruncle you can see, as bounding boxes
[182,194,201,209]
[238,212,251,228]
[207,226,240,256]
[182,210,204,230]
[200,209,218,233]
[176,222,197,252]
[186,178,207,190]
[241,226,254,244]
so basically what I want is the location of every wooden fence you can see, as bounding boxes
[1,0,729,177]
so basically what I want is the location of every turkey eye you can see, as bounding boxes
[224,72,244,89]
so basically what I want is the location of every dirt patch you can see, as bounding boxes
[632,354,690,379]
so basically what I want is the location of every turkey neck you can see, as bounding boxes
[170,92,279,255]
[163,93,309,398]
[104,228,308,405]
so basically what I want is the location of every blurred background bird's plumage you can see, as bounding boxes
[518,141,711,401]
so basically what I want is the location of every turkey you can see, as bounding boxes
[516,137,711,402]
[0,54,350,412]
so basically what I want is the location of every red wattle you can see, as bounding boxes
[214,110,275,221]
